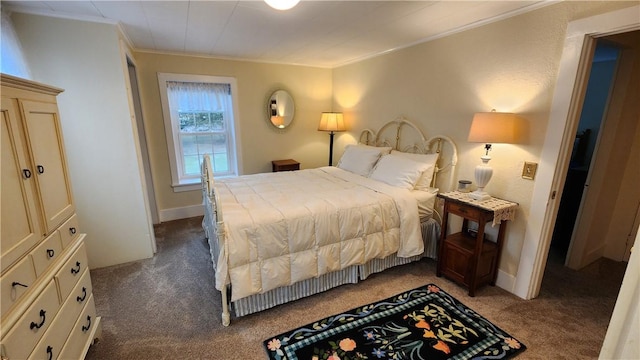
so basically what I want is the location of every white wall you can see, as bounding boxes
[11,13,155,268]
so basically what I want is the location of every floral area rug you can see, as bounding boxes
[264,284,526,360]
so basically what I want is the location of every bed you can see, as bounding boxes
[202,117,457,326]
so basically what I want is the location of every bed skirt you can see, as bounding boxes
[229,218,440,317]
[232,266,360,317]
[421,218,440,259]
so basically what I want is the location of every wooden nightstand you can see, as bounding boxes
[272,159,300,172]
[436,192,517,296]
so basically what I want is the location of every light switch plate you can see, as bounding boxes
[522,162,538,180]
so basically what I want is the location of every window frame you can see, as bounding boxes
[158,73,241,192]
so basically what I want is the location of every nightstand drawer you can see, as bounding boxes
[447,202,481,220]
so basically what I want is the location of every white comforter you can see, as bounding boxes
[213,166,424,301]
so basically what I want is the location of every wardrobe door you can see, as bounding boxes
[1,97,43,272]
[20,100,74,234]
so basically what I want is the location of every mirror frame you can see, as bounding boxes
[267,90,295,130]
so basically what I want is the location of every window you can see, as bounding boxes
[158,73,240,191]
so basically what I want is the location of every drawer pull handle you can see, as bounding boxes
[30,309,46,330]
[47,346,53,360]
[46,249,55,258]
[37,165,45,174]
[12,281,28,288]
[82,315,92,332]
[77,287,87,302]
[23,169,32,179]
[70,227,77,235]
[71,261,81,275]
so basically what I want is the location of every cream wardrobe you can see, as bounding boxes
[1,74,101,359]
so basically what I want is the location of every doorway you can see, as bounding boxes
[549,41,621,262]
[562,30,640,270]
[514,5,640,303]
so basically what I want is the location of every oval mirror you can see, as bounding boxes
[268,90,294,129]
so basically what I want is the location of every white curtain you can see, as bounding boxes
[166,81,232,116]
[166,80,235,177]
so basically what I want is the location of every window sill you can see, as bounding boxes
[172,180,202,193]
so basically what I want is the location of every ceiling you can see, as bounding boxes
[3,1,549,68]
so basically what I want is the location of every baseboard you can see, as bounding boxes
[496,268,516,293]
[159,204,204,222]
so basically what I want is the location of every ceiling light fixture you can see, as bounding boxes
[264,0,300,11]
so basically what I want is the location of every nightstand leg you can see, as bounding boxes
[468,218,487,297]
[491,221,508,286]
[436,202,450,277]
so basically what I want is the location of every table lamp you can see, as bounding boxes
[467,110,520,201]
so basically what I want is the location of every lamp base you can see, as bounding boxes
[468,190,491,201]
[470,154,493,202]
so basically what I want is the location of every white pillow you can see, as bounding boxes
[354,143,392,156]
[337,144,391,177]
[369,154,431,190]
[390,150,439,190]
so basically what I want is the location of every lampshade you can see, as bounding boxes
[264,0,300,10]
[318,112,345,166]
[318,112,346,132]
[468,111,520,144]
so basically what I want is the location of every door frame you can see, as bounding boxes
[119,39,158,253]
[126,57,160,225]
[566,37,637,269]
[513,5,640,300]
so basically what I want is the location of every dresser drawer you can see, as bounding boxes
[67,267,93,306]
[30,231,63,277]
[1,255,36,316]
[59,214,80,249]
[29,334,60,360]
[1,280,60,360]
[58,294,97,360]
[55,240,88,304]
[29,270,93,360]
